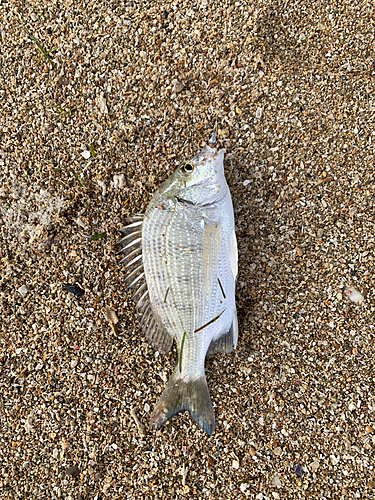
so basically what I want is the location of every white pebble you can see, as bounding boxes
[70,359,78,369]
[52,449,59,459]
[330,455,340,465]
[270,474,281,486]
[18,285,28,296]
[243,179,250,186]
[111,443,118,450]
[348,403,356,411]
[113,174,125,189]
[347,288,364,304]
[144,403,150,412]
[81,150,91,159]
[256,107,262,119]
[240,483,248,492]
[97,180,107,197]
[98,94,108,114]
[232,460,239,469]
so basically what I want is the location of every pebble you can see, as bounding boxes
[294,464,303,476]
[113,174,125,189]
[309,461,319,472]
[347,287,364,304]
[17,285,28,295]
[66,466,80,478]
[270,474,281,486]
[98,94,108,114]
[171,79,184,94]
[81,150,91,159]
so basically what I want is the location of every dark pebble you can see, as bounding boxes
[63,284,85,297]
[66,465,80,478]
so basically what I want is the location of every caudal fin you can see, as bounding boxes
[150,369,215,435]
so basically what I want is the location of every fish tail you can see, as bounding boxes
[150,369,215,435]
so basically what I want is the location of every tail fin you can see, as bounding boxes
[150,369,215,435]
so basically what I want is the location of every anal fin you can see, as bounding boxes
[207,307,238,356]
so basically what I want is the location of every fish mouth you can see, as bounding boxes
[175,181,227,208]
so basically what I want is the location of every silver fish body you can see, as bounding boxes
[118,138,238,435]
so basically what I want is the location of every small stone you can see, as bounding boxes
[104,308,119,327]
[347,288,364,304]
[81,150,91,159]
[53,449,59,458]
[272,493,280,500]
[330,455,339,465]
[296,247,303,257]
[63,284,85,297]
[365,426,374,434]
[17,285,28,296]
[98,94,108,114]
[111,443,118,450]
[66,465,80,478]
[232,460,239,469]
[144,403,150,412]
[256,107,262,119]
[349,206,357,216]
[294,464,303,476]
[270,474,281,486]
[317,228,324,238]
[171,79,184,93]
[248,446,256,457]
[70,359,78,369]
[348,403,356,411]
[309,460,319,472]
[113,174,125,189]
[58,76,69,86]
[240,483,248,492]
[273,447,282,456]
[243,179,251,186]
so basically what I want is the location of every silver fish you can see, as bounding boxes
[118,130,238,435]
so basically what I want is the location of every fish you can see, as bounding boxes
[117,129,238,435]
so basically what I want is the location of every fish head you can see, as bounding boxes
[170,145,228,207]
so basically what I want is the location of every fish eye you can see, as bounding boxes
[182,163,194,174]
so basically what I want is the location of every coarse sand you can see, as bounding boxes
[1,0,375,498]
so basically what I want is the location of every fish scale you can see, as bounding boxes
[118,130,238,434]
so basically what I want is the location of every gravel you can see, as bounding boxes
[1,0,374,498]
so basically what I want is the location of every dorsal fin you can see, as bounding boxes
[117,215,173,355]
